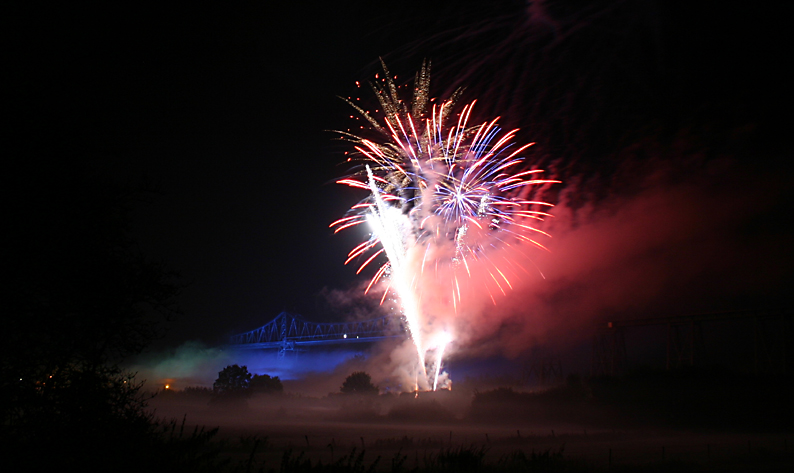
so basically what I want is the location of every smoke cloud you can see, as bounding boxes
[323,151,791,391]
[127,340,389,393]
[447,156,791,358]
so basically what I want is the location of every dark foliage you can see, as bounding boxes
[341,371,379,395]
[250,373,284,394]
[468,367,794,430]
[468,378,599,425]
[588,366,794,430]
[182,386,212,397]
[181,386,214,398]
[213,364,252,393]
[423,445,488,472]
[5,167,180,372]
[214,364,252,391]
[497,446,567,472]
[211,364,253,405]
[2,166,188,469]
[279,447,382,473]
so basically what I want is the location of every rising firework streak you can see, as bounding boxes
[330,61,559,391]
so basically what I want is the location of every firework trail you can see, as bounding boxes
[330,61,559,390]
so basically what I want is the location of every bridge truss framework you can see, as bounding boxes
[229,312,407,357]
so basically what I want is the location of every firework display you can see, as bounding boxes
[331,61,559,391]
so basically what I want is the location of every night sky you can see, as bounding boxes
[9,1,792,359]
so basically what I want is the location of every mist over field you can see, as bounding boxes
[7,0,792,471]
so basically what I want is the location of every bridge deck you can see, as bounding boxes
[228,312,407,355]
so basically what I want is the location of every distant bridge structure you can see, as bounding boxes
[229,311,407,357]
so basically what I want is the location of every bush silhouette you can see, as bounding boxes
[250,373,283,394]
[340,371,378,395]
[211,364,252,404]
[0,170,221,469]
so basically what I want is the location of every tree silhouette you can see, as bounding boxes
[340,371,378,395]
[250,373,283,394]
[3,165,183,467]
[211,364,252,405]
[213,364,252,394]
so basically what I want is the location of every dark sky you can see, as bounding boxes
[9,1,792,353]
[10,2,412,345]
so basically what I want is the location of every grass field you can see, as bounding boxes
[148,384,794,472]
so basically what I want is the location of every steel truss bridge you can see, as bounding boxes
[229,311,407,357]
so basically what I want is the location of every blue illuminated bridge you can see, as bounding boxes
[228,311,408,357]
